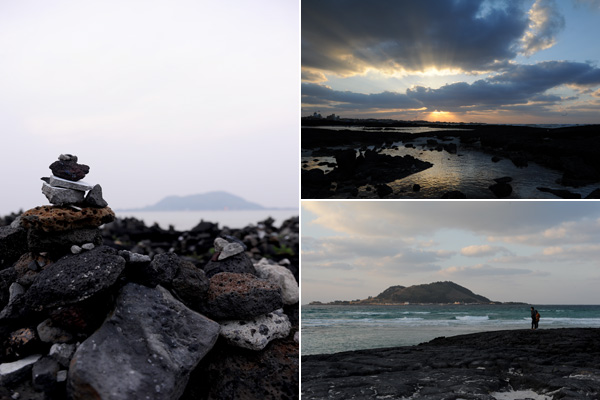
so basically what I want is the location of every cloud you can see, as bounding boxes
[460,245,513,257]
[521,0,565,56]
[301,82,421,110]
[439,263,534,277]
[303,60,600,114]
[302,0,529,76]
[302,201,600,238]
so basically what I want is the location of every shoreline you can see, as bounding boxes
[302,327,600,399]
[301,124,600,199]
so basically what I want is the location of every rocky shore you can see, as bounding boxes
[302,328,600,399]
[301,123,600,199]
[0,154,298,399]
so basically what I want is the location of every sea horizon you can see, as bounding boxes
[115,209,298,231]
[301,303,600,356]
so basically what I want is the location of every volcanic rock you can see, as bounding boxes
[204,252,257,278]
[489,182,513,198]
[171,260,210,308]
[442,190,467,199]
[83,184,108,208]
[0,223,28,268]
[219,308,291,351]
[25,246,125,311]
[537,187,581,199]
[31,356,60,392]
[21,205,115,232]
[376,184,393,197]
[302,328,600,400]
[254,258,299,305]
[49,160,89,182]
[68,283,220,400]
[27,227,103,255]
[183,335,298,400]
[199,272,283,320]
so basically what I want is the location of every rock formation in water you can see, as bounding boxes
[0,154,299,399]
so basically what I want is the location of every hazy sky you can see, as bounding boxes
[302,0,600,123]
[302,201,600,305]
[0,0,299,215]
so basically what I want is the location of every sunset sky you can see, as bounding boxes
[302,201,600,305]
[0,0,298,215]
[302,0,600,123]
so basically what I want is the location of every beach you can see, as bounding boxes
[302,328,600,399]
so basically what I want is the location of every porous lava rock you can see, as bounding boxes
[183,335,299,400]
[49,160,90,182]
[20,206,115,232]
[199,272,283,320]
[68,283,220,400]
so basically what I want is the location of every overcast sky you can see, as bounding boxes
[0,0,299,215]
[302,201,600,305]
[302,0,600,123]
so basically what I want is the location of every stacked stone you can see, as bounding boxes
[19,154,115,256]
[41,153,107,209]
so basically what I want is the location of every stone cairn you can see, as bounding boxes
[0,154,299,399]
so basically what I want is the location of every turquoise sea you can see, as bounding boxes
[301,304,600,355]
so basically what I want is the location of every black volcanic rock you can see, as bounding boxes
[49,160,90,182]
[204,252,257,278]
[302,328,600,400]
[25,246,125,311]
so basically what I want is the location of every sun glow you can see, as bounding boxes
[428,110,457,122]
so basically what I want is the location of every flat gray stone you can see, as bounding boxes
[68,283,220,400]
[49,343,76,368]
[0,354,42,386]
[220,309,291,351]
[41,182,85,206]
[48,175,93,192]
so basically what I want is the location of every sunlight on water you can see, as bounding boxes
[302,135,598,199]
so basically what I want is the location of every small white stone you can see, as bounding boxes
[82,243,95,251]
[218,242,245,260]
[71,245,82,254]
[213,238,229,253]
[254,258,299,305]
[219,309,291,351]
[56,370,67,382]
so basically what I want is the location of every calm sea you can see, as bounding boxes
[301,128,598,198]
[117,209,298,231]
[301,304,600,355]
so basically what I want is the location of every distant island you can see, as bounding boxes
[309,281,524,305]
[121,191,271,212]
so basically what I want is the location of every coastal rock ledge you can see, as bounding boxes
[302,328,600,400]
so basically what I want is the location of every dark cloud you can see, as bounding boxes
[302,82,421,109]
[302,0,530,75]
[303,61,600,113]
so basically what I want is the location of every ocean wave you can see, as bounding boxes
[454,315,490,321]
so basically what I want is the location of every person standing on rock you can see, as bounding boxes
[535,309,540,330]
[531,306,537,330]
